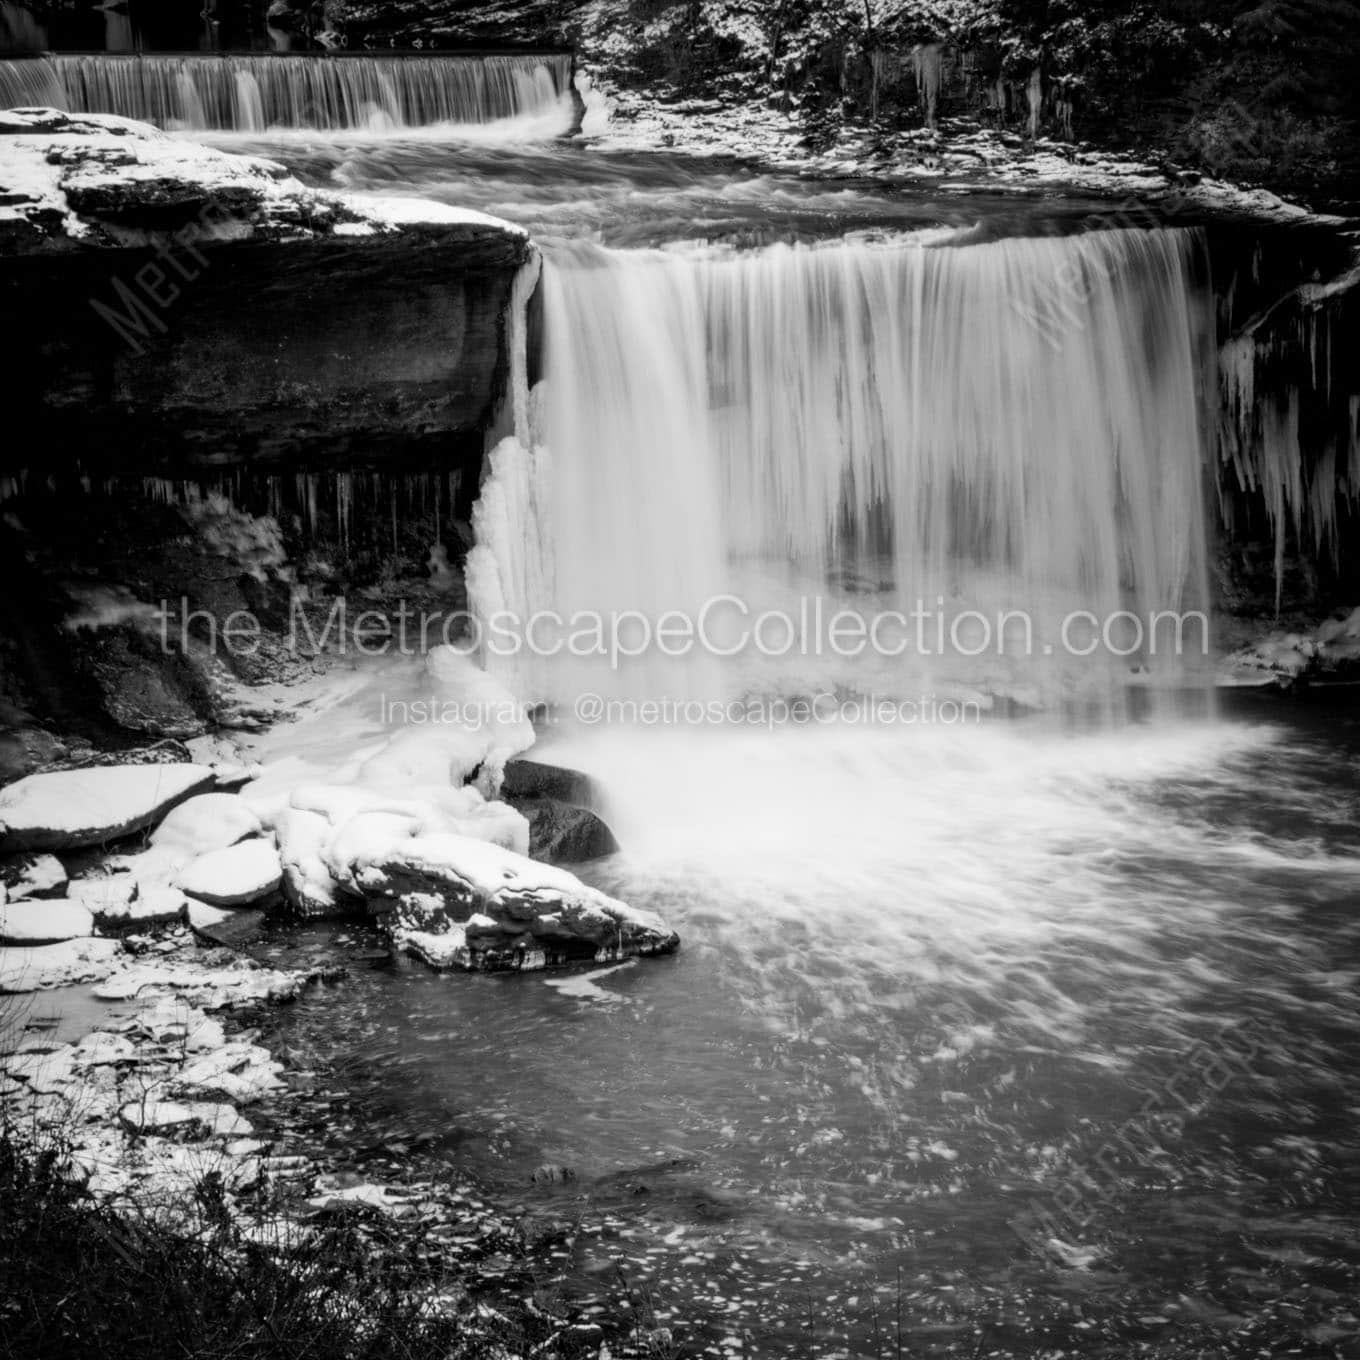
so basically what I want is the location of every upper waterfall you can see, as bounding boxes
[474,227,1217,710]
[0,52,573,132]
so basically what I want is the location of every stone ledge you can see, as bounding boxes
[0,107,530,264]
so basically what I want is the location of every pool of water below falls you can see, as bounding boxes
[250,696,1360,1358]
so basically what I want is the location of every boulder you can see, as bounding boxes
[502,756,620,861]
[187,902,267,948]
[92,884,188,928]
[348,832,679,971]
[151,793,262,857]
[0,726,67,784]
[514,797,620,863]
[0,936,123,992]
[178,839,282,908]
[0,852,67,900]
[0,899,94,946]
[274,806,343,917]
[66,875,138,919]
[0,763,215,852]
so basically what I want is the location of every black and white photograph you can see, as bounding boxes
[1,0,1358,1355]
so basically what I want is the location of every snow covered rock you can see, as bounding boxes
[274,806,341,916]
[0,764,215,852]
[178,840,282,907]
[0,899,94,945]
[67,874,137,916]
[99,884,188,927]
[172,1042,284,1103]
[363,645,535,799]
[0,936,123,992]
[150,793,263,858]
[70,1032,139,1068]
[94,957,304,1008]
[0,852,67,900]
[349,832,680,971]
[118,1100,252,1139]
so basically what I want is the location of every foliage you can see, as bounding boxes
[0,1126,520,1360]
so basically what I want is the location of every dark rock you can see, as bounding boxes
[513,797,619,863]
[502,757,621,860]
[531,1163,576,1184]
[0,726,65,784]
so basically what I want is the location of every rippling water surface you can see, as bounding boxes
[254,695,1360,1356]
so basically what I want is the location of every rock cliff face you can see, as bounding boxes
[0,108,532,478]
[0,109,538,762]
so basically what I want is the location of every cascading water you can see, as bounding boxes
[0,52,572,132]
[476,226,1217,708]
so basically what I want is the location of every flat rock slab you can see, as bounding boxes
[179,840,282,907]
[117,1099,252,1139]
[0,936,123,992]
[97,884,188,928]
[0,764,215,852]
[0,899,94,946]
[187,901,266,949]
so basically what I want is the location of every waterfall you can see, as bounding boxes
[0,52,572,132]
[510,227,1215,708]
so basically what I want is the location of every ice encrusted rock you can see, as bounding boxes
[0,764,215,851]
[0,899,94,945]
[350,833,680,971]
[178,839,282,907]
[0,936,123,991]
[273,806,340,916]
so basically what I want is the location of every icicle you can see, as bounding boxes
[336,471,352,553]
[1026,68,1042,138]
[911,44,942,129]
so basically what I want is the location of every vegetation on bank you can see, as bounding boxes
[337,0,1360,205]
[0,1125,486,1360]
